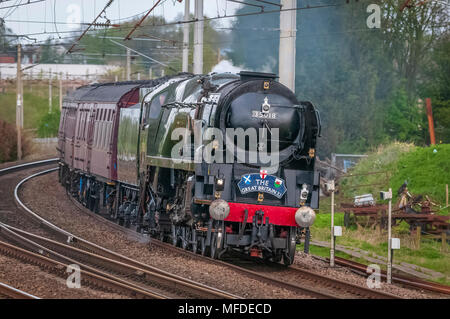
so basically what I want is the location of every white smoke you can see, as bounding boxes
[211,60,243,74]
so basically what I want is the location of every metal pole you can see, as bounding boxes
[149,67,153,80]
[126,48,131,81]
[278,0,296,92]
[16,44,22,160]
[330,184,335,267]
[425,98,436,145]
[59,73,63,111]
[48,69,52,113]
[387,188,392,284]
[193,0,203,74]
[182,0,190,73]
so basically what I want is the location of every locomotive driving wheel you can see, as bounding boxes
[200,237,207,256]
[210,223,224,259]
[283,227,296,266]
[210,231,218,259]
[171,225,179,247]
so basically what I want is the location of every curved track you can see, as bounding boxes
[328,256,450,296]
[63,178,402,299]
[0,282,39,299]
[0,160,238,299]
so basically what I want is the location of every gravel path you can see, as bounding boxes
[19,171,448,299]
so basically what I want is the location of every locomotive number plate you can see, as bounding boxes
[237,172,287,199]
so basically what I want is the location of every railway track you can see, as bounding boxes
[64,185,402,299]
[149,239,402,299]
[328,256,450,296]
[0,282,40,299]
[0,223,236,299]
[11,160,444,299]
[0,159,239,299]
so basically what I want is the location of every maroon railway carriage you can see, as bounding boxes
[58,81,156,182]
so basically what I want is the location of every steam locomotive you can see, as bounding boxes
[58,71,321,265]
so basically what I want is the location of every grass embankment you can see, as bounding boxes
[304,143,450,284]
[0,84,60,138]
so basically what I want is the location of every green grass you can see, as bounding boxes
[339,142,450,214]
[309,213,450,285]
[311,142,450,285]
[0,84,61,137]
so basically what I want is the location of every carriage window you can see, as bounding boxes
[148,91,167,120]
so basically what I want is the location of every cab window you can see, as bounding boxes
[148,91,168,120]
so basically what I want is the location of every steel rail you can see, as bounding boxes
[0,239,164,299]
[329,256,450,296]
[64,175,401,299]
[0,158,58,176]
[66,196,339,299]
[17,166,329,298]
[0,222,169,298]
[0,223,238,299]
[286,264,400,299]
[0,282,40,299]
[10,165,238,299]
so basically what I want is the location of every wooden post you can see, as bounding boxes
[425,98,436,145]
[442,232,447,252]
[416,226,421,249]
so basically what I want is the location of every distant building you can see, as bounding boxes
[0,56,15,63]
[0,63,120,81]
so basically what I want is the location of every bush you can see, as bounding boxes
[0,119,33,163]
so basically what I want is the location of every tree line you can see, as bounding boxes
[227,0,449,157]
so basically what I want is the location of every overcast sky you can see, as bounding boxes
[1,0,242,42]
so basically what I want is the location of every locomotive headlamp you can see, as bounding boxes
[295,206,316,227]
[215,177,225,192]
[300,184,309,201]
[209,199,230,220]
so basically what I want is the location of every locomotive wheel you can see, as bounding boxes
[210,232,218,259]
[200,237,206,255]
[171,225,178,246]
[273,251,283,263]
[283,227,296,266]
[182,227,189,250]
[191,228,197,253]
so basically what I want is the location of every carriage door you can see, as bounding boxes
[86,103,97,173]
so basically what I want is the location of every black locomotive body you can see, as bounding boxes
[58,71,321,265]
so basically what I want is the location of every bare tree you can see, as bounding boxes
[381,0,449,94]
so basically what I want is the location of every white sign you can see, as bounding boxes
[334,226,342,237]
[391,238,400,250]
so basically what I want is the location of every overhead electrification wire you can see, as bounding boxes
[0,0,44,11]
[67,0,115,54]
[123,0,163,40]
